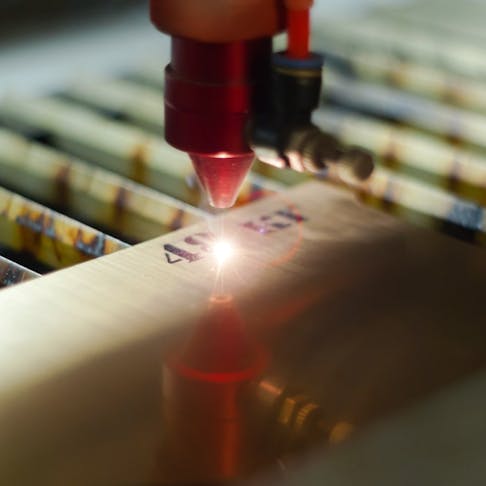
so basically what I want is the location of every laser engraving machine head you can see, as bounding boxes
[151,0,374,208]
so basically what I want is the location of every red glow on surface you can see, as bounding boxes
[169,294,267,384]
[160,293,269,483]
[191,153,255,208]
[169,356,266,384]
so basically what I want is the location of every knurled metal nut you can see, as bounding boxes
[294,400,321,435]
[277,393,311,427]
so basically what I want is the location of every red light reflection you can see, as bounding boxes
[158,294,269,484]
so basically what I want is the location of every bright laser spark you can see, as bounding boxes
[213,239,234,267]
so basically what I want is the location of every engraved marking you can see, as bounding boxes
[163,208,307,264]
[184,232,215,252]
[242,207,306,234]
[276,208,307,223]
[163,243,202,263]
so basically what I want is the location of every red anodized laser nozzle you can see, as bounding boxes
[163,37,271,208]
[159,294,268,483]
[190,153,255,208]
[150,1,286,209]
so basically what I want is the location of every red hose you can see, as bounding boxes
[286,0,313,59]
[287,8,310,58]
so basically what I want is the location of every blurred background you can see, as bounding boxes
[0,0,409,94]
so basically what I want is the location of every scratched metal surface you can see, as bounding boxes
[0,185,128,270]
[0,255,39,288]
[0,128,206,244]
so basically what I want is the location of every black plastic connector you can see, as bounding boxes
[250,50,373,182]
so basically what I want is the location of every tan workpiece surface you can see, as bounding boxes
[1,181,486,484]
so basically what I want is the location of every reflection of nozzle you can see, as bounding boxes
[255,376,354,450]
[179,294,261,376]
[159,295,269,484]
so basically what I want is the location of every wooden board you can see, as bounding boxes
[1,180,486,485]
